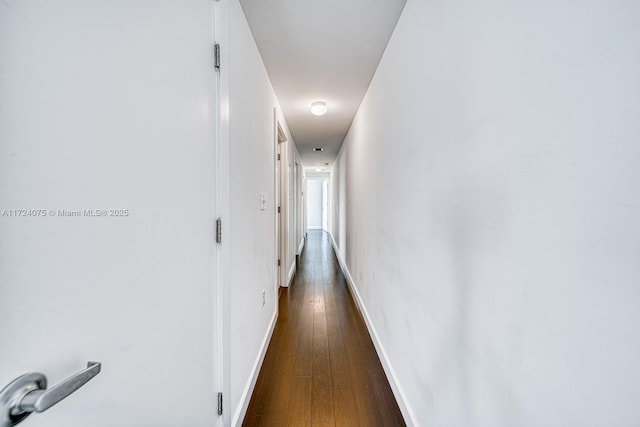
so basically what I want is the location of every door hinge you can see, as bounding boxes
[214,43,221,70]
[216,217,222,244]
[278,259,281,267]
[277,153,281,161]
[277,206,281,214]
[217,392,223,415]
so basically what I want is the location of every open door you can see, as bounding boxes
[0,2,220,425]
[275,119,288,288]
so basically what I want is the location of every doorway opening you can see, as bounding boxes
[306,178,329,232]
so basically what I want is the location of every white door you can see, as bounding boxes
[275,120,288,288]
[275,140,283,287]
[0,1,220,426]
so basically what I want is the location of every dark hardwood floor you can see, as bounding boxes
[242,230,406,427]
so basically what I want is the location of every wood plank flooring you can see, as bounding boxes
[243,230,406,426]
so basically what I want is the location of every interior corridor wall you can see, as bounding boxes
[227,0,298,422]
[333,0,640,425]
[295,156,306,255]
[330,145,347,257]
[283,141,302,285]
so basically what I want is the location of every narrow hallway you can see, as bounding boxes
[243,230,405,426]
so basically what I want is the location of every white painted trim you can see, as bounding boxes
[215,0,231,422]
[329,232,417,427]
[308,225,323,230]
[274,108,281,291]
[231,310,278,427]
[298,237,305,255]
[286,261,296,288]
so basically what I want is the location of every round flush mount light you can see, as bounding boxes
[310,101,327,116]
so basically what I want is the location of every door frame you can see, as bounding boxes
[213,0,230,423]
[274,114,288,289]
[305,176,330,233]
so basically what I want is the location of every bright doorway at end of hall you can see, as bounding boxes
[307,178,328,232]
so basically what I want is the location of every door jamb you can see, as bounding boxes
[274,114,288,291]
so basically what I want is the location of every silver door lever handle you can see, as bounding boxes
[0,361,101,427]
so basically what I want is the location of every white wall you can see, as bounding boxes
[288,150,303,271]
[294,157,305,254]
[301,168,308,242]
[321,180,329,231]
[226,0,299,423]
[280,137,302,286]
[330,150,347,258]
[306,179,324,229]
[331,0,640,425]
[0,1,217,425]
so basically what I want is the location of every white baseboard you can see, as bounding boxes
[287,261,296,287]
[328,233,417,427]
[298,237,305,255]
[232,310,278,426]
[308,225,322,230]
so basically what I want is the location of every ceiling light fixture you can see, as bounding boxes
[310,101,327,116]
[315,168,322,172]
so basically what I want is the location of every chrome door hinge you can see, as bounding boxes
[214,43,221,70]
[216,218,222,244]
[217,392,223,415]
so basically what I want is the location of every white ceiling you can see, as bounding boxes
[239,0,406,171]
